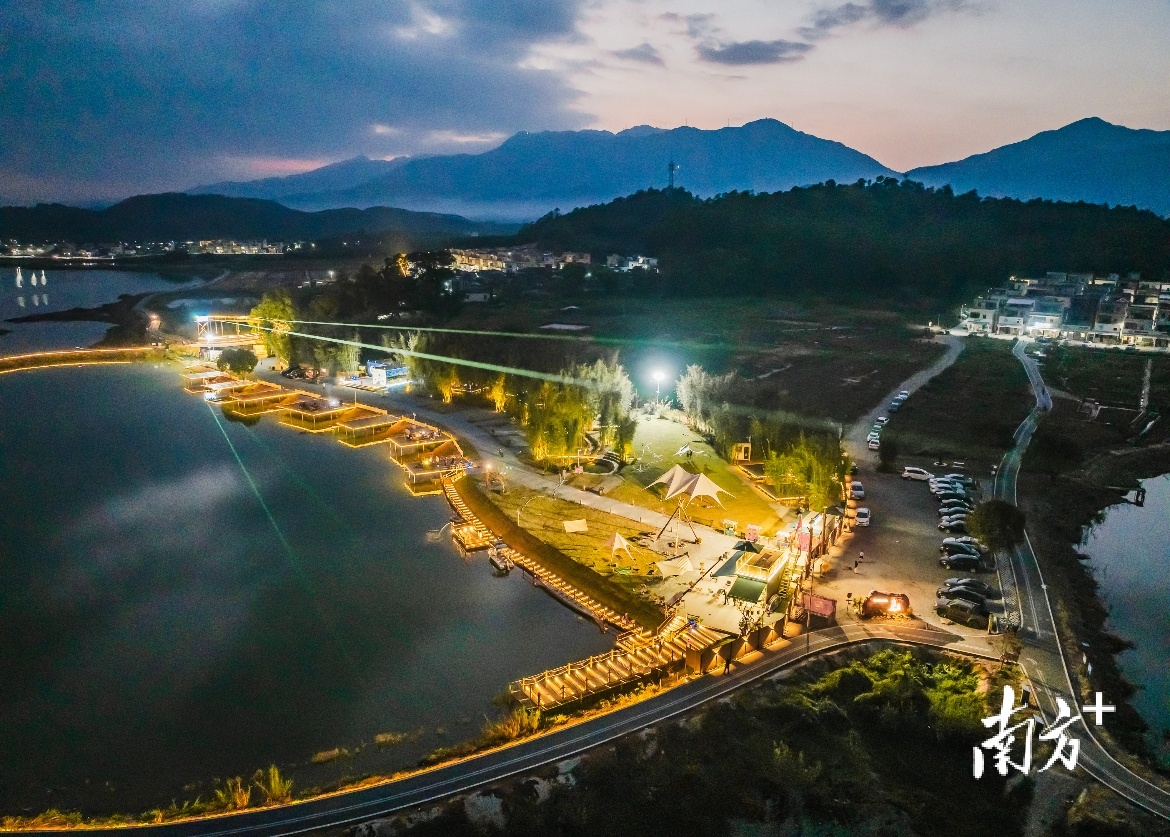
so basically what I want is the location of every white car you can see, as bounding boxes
[867,439,880,450]
[850,480,866,499]
[902,466,933,481]
[898,390,910,398]
[855,507,871,526]
[876,416,889,425]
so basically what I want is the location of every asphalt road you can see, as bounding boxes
[17,623,994,837]
[996,338,1170,819]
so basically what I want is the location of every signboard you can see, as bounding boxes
[802,592,836,618]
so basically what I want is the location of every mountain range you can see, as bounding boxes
[0,194,511,245]
[907,118,1170,216]
[189,117,1170,221]
[192,119,897,220]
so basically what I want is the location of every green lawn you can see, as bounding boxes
[580,414,784,534]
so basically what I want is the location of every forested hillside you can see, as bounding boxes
[516,179,1170,302]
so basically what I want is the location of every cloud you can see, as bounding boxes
[799,0,974,39]
[427,130,509,144]
[0,0,591,202]
[698,39,814,65]
[660,12,718,40]
[612,43,665,65]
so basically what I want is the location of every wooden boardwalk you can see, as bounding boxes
[509,615,728,710]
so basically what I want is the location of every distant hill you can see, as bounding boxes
[191,119,897,221]
[907,118,1170,217]
[189,156,409,201]
[516,181,1170,303]
[0,193,513,244]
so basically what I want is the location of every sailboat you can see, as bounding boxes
[40,270,47,286]
[15,266,22,288]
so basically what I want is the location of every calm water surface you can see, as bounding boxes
[0,268,203,352]
[1079,473,1170,749]
[0,364,611,815]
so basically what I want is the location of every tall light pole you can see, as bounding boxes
[653,370,665,404]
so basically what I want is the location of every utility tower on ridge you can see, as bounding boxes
[667,159,679,189]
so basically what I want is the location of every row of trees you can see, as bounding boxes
[676,364,847,508]
[390,331,639,461]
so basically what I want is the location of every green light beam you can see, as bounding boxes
[250,324,597,389]
[225,315,817,354]
[206,403,366,680]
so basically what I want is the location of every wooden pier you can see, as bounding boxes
[179,369,464,493]
[508,615,728,710]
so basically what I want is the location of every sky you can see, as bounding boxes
[2,0,1169,204]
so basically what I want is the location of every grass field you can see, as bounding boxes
[1042,344,1170,412]
[593,414,784,534]
[479,481,658,580]
[443,298,944,425]
[881,337,1034,463]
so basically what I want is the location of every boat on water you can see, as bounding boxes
[488,541,512,572]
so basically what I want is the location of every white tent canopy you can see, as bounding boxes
[650,465,732,506]
[655,555,695,577]
[604,532,633,556]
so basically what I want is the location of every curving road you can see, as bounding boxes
[995,339,1170,819]
[17,623,997,837]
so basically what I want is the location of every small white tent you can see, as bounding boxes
[604,531,633,557]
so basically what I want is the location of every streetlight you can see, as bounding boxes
[653,370,665,403]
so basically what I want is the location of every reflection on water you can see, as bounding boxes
[0,268,200,352]
[0,364,612,815]
[1080,473,1170,751]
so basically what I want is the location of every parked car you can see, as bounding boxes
[855,508,871,526]
[876,416,889,425]
[940,578,998,598]
[850,481,866,499]
[939,504,974,517]
[898,390,910,399]
[888,400,901,412]
[942,473,975,485]
[935,598,989,629]
[939,552,980,570]
[940,542,982,557]
[902,466,933,481]
[935,492,968,504]
[867,439,880,451]
[929,478,963,489]
[942,536,987,552]
[936,586,988,607]
[939,520,969,534]
[940,516,969,529]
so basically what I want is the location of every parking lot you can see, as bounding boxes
[816,460,1005,638]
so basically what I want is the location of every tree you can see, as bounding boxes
[966,499,1027,553]
[216,347,258,376]
[877,436,900,471]
[1026,425,1084,481]
[249,289,296,363]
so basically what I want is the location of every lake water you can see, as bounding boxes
[0,267,204,353]
[0,363,611,816]
[1079,473,1170,750]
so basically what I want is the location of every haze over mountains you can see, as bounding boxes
[189,117,1170,222]
[192,119,897,221]
[0,194,510,246]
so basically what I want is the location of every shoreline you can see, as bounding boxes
[1020,443,1170,770]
